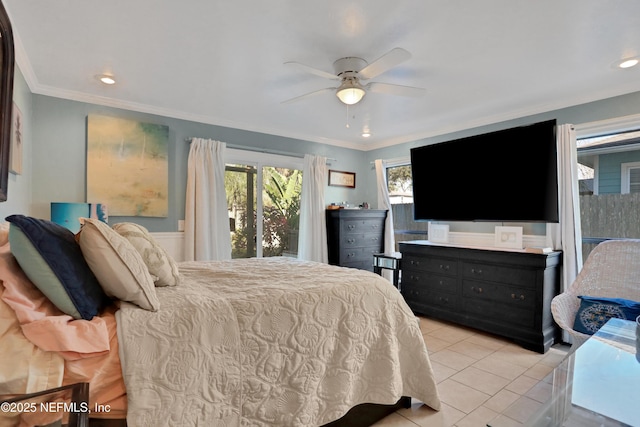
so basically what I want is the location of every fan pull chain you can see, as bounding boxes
[345,105,350,128]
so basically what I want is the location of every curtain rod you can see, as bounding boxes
[185,138,336,162]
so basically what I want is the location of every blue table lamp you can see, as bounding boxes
[51,203,108,233]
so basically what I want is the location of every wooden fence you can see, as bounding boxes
[390,204,428,251]
[580,193,640,261]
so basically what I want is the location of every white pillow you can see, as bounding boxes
[111,222,180,287]
[77,218,159,311]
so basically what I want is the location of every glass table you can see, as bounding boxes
[489,318,639,426]
[372,252,402,289]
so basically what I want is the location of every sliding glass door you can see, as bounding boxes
[225,150,303,258]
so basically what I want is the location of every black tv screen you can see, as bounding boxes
[410,119,559,223]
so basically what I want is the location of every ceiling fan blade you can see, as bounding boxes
[284,61,340,80]
[366,82,426,98]
[281,87,336,104]
[358,47,412,80]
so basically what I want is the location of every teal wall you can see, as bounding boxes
[599,150,640,194]
[25,91,370,232]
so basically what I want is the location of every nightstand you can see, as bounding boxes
[373,252,402,289]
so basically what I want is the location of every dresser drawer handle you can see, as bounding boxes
[410,260,420,266]
[371,224,379,229]
[439,264,449,271]
[348,224,356,230]
[371,237,379,242]
[471,286,483,293]
[471,268,483,274]
[347,252,356,258]
[439,296,449,303]
[410,275,420,281]
[511,293,525,300]
[347,238,356,244]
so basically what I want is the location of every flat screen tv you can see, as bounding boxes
[410,119,559,223]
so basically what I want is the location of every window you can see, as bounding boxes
[386,164,413,204]
[384,160,428,249]
[225,150,303,259]
[576,127,640,260]
[621,162,640,194]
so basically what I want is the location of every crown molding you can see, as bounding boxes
[574,113,640,138]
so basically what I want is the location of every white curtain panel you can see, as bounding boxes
[375,160,396,281]
[547,124,583,341]
[548,124,583,285]
[298,154,328,263]
[184,138,232,261]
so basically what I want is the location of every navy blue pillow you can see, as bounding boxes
[573,295,640,335]
[6,214,111,320]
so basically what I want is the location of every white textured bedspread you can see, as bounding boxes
[117,258,440,426]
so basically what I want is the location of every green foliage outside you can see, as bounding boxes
[262,167,302,256]
[387,165,413,194]
[226,165,301,258]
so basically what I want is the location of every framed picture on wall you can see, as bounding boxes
[10,102,23,175]
[328,170,356,188]
[86,114,169,217]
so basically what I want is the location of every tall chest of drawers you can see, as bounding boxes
[399,241,562,353]
[326,209,387,272]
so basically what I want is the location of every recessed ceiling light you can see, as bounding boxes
[362,131,371,138]
[96,74,116,85]
[618,58,639,69]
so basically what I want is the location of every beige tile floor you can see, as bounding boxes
[372,316,570,427]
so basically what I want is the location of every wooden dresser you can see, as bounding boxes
[399,241,562,353]
[326,209,387,272]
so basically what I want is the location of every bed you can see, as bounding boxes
[0,215,440,426]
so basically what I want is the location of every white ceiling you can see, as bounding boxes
[4,1,640,150]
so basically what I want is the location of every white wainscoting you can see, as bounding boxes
[150,232,185,262]
[151,230,548,262]
[447,231,548,249]
[412,231,549,252]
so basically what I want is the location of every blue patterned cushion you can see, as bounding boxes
[6,214,111,320]
[573,296,640,335]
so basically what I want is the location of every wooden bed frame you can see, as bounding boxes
[88,397,411,426]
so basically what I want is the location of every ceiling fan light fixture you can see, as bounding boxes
[336,79,365,105]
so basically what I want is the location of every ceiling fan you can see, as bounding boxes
[282,47,426,106]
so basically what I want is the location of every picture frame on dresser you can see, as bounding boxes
[494,226,523,249]
[428,223,449,243]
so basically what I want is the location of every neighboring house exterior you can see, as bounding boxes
[577,131,640,195]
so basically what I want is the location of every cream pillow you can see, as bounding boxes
[77,218,159,311]
[112,222,180,287]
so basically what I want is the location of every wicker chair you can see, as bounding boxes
[551,239,640,349]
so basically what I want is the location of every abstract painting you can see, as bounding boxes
[87,115,169,217]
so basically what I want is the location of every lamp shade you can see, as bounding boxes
[51,203,108,233]
[336,80,366,105]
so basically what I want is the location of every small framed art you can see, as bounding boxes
[9,101,22,175]
[495,226,523,249]
[328,170,356,188]
[428,223,450,243]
